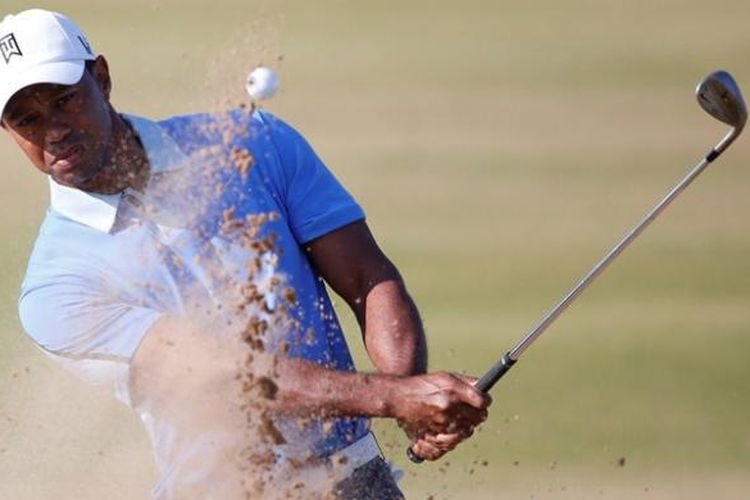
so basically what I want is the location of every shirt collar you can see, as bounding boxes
[48,114,188,233]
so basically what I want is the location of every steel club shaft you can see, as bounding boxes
[477,127,739,393]
[407,70,746,464]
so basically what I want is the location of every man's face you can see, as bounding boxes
[1,57,114,190]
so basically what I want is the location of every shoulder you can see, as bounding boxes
[26,209,100,262]
[22,212,106,293]
[21,205,121,299]
[155,109,303,151]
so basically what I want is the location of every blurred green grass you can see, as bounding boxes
[1,0,749,498]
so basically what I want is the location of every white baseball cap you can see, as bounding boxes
[0,9,96,119]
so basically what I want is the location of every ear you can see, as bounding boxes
[90,55,113,100]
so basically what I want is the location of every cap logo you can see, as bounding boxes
[0,33,22,64]
[77,35,93,56]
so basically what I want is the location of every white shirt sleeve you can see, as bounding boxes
[19,269,162,406]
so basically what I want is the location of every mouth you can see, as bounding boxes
[52,145,85,173]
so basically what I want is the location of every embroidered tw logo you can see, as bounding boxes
[0,33,22,64]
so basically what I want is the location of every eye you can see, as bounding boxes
[15,113,39,128]
[56,91,77,106]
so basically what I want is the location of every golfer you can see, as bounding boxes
[1,9,490,499]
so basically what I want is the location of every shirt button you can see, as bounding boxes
[122,192,144,209]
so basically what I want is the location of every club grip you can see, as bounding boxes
[475,352,516,393]
[406,353,517,463]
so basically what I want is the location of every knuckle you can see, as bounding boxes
[435,396,451,411]
[446,433,463,445]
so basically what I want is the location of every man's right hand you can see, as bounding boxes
[389,372,491,455]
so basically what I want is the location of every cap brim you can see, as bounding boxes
[0,59,85,120]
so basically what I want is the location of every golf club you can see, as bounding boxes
[407,70,746,463]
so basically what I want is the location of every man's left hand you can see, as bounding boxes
[409,430,475,461]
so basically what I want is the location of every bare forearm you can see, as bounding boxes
[362,279,427,376]
[270,357,490,440]
[134,316,403,420]
[270,356,401,418]
[132,316,489,448]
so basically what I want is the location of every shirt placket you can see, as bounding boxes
[118,191,214,317]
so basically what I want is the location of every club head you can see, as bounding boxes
[696,70,747,131]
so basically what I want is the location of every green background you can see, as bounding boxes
[1,1,749,498]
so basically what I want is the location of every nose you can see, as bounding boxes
[45,113,73,146]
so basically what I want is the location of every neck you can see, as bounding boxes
[83,109,150,194]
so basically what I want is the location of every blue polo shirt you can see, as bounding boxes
[18,109,370,473]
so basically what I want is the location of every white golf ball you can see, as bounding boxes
[246,66,280,101]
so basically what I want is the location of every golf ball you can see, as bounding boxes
[246,66,279,101]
